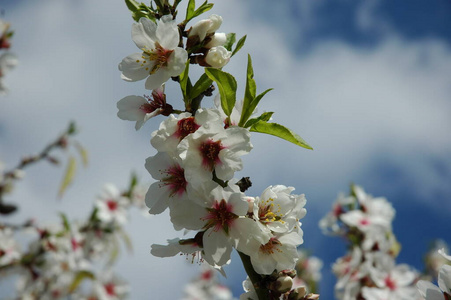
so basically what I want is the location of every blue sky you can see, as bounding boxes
[1,0,451,299]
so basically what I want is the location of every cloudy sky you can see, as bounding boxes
[1,0,451,299]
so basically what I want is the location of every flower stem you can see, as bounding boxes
[237,250,270,300]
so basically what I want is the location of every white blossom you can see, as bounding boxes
[119,16,187,90]
[117,85,170,130]
[95,184,129,225]
[205,46,231,68]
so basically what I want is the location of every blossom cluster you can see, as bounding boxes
[0,181,148,299]
[417,248,451,300]
[320,185,421,300]
[0,18,18,95]
[117,1,314,298]
[182,265,236,300]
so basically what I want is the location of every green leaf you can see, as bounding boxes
[118,229,134,253]
[58,156,77,199]
[73,141,88,167]
[239,55,273,127]
[59,213,71,232]
[125,172,139,198]
[179,60,192,101]
[125,0,141,14]
[124,0,152,22]
[239,54,256,126]
[67,121,77,135]
[154,0,164,10]
[185,0,214,23]
[250,121,313,150]
[205,68,237,117]
[223,33,236,51]
[108,236,120,265]
[192,1,214,20]
[186,0,195,20]
[244,111,274,128]
[232,35,247,56]
[190,73,213,99]
[69,271,95,293]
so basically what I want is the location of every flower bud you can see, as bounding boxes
[207,14,223,33]
[274,275,293,293]
[189,19,211,41]
[205,32,227,48]
[205,46,231,69]
[288,286,306,300]
[188,15,223,42]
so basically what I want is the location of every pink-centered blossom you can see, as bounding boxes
[178,125,252,186]
[117,85,171,130]
[150,109,222,154]
[95,184,128,225]
[119,16,187,90]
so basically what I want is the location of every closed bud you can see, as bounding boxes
[288,286,306,300]
[205,32,227,48]
[207,14,223,33]
[205,46,231,69]
[274,275,293,293]
[188,15,223,42]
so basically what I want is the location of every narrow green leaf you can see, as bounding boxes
[125,0,141,14]
[179,60,192,101]
[73,141,88,167]
[59,213,71,232]
[240,87,274,127]
[250,121,313,150]
[154,0,164,10]
[58,156,77,198]
[69,271,95,293]
[108,236,120,265]
[239,54,256,126]
[191,1,214,20]
[232,35,247,57]
[244,111,274,128]
[190,73,213,99]
[185,0,213,23]
[67,121,77,135]
[124,0,152,22]
[205,68,237,117]
[250,88,272,111]
[186,0,195,20]
[223,33,236,51]
[118,229,134,253]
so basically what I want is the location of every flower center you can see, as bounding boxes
[359,218,370,226]
[259,237,282,255]
[259,198,283,224]
[175,117,200,141]
[143,42,174,74]
[384,276,397,291]
[160,165,187,197]
[71,238,82,251]
[203,199,237,234]
[106,200,118,211]
[104,283,116,296]
[139,103,155,113]
[199,139,224,171]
